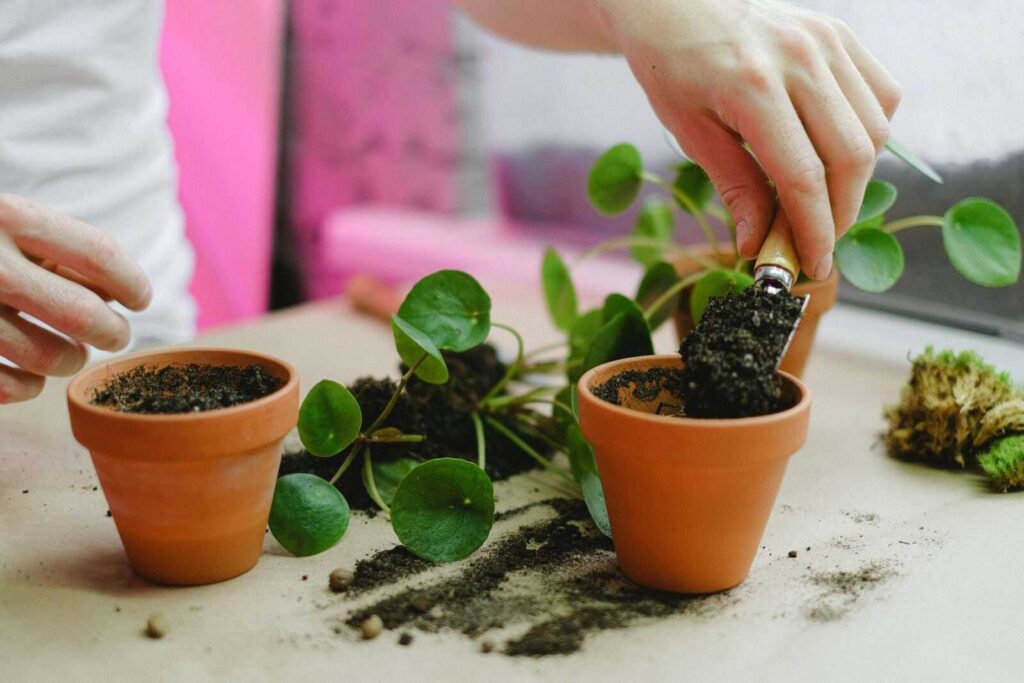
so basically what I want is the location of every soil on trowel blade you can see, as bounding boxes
[90,364,282,414]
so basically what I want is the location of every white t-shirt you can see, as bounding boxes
[0,0,195,348]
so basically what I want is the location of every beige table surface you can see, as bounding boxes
[2,288,1023,683]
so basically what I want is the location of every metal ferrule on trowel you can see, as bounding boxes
[753,212,811,368]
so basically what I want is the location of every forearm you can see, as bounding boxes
[454,0,617,52]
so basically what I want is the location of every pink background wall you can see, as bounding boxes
[160,0,286,329]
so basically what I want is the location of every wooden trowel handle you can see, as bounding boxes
[754,212,801,282]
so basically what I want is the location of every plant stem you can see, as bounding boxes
[364,353,427,436]
[362,448,391,515]
[643,271,706,321]
[573,237,718,270]
[471,412,486,470]
[641,171,725,263]
[522,340,568,362]
[484,416,574,483]
[883,215,945,233]
[481,322,524,402]
[482,385,557,411]
[517,397,574,419]
[359,434,425,444]
[328,445,362,485]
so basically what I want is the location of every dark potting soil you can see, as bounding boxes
[591,367,687,415]
[804,561,897,623]
[278,344,548,509]
[678,286,804,418]
[340,499,737,657]
[90,364,283,414]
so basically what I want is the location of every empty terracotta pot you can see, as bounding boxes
[67,348,299,585]
[670,249,839,378]
[577,355,811,594]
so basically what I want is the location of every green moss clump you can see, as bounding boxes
[884,347,1024,468]
[979,435,1024,492]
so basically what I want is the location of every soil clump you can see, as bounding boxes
[91,364,282,414]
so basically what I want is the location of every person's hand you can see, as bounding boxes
[0,194,151,403]
[594,0,901,279]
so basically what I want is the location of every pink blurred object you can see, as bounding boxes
[324,207,640,301]
[160,0,285,329]
[288,0,459,301]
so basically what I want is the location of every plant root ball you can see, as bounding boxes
[884,348,1024,467]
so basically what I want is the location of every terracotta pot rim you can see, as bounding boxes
[66,346,299,426]
[578,354,810,430]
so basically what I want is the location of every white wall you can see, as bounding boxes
[466,1,1024,165]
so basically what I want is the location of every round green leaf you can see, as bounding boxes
[391,458,495,562]
[541,248,578,331]
[364,456,419,508]
[565,424,611,538]
[631,200,674,265]
[857,180,898,223]
[635,260,682,330]
[587,143,643,215]
[567,308,602,383]
[673,161,714,215]
[601,293,637,323]
[392,316,449,384]
[942,198,1021,287]
[269,474,350,557]
[835,227,905,293]
[298,380,362,457]
[690,269,754,323]
[397,270,491,352]
[581,302,654,377]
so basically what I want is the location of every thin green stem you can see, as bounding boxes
[362,448,391,515]
[643,271,706,321]
[481,322,524,402]
[641,171,725,263]
[573,237,719,272]
[517,397,573,419]
[883,215,945,233]
[522,340,568,362]
[359,433,425,444]
[364,353,427,436]
[512,415,567,454]
[328,445,362,485]
[484,417,574,483]
[471,412,486,470]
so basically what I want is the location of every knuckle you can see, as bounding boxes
[879,79,902,117]
[866,120,891,151]
[803,16,841,49]
[59,298,100,339]
[732,53,773,93]
[776,26,818,67]
[842,136,877,170]
[83,231,119,273]
[786,159,827,195]
[25,341,62,376]
[829,18,854,40]
[0,193,24,230]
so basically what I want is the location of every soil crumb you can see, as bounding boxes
[805,561,897,622]
[340,499,738,656]
[679,286,804,418]
[91,364,282,414]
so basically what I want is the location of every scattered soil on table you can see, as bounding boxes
[591,367,686,415]
[804,561,897,623]
[279,345,548,509]
[679,286,804,418]
[91,364,282,414]
[339,499,738,657]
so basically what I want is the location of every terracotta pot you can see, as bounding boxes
[67,348,299,586]
[577,355,811,594]
[669,249,839,378]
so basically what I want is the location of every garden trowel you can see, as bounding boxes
[753,212,810,369]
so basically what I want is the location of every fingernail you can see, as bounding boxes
[813,254,833,281]
[735,219,751,256]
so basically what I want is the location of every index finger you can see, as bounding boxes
[0,194,151,311]
[732,89,836,279]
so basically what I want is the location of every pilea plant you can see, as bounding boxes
[270,270,609,563]
[565,142,1021,327]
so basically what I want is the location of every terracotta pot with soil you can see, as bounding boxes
[577,354,811,594]
[67,348,299,585]
[670,248,839,378]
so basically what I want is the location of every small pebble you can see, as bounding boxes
[409,593,434,613]
[105,510,112,517]
[398,632,413,646]
[301,575,308,581]
[328,567,354,593]
[361,615,384,640]
[21,490,28,494]
[480,639,496,654]
[788,550,798,558]
[144,613,169,639]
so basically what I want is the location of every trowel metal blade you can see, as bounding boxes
[775,293,810,371]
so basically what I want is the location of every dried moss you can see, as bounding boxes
[884,347,1024,468]
[978,434,1024,492]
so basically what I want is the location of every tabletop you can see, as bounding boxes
[2,286,1022,683]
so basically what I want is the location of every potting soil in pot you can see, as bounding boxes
[90,364,282,414]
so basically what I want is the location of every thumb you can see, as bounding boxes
[672,113,775,260]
